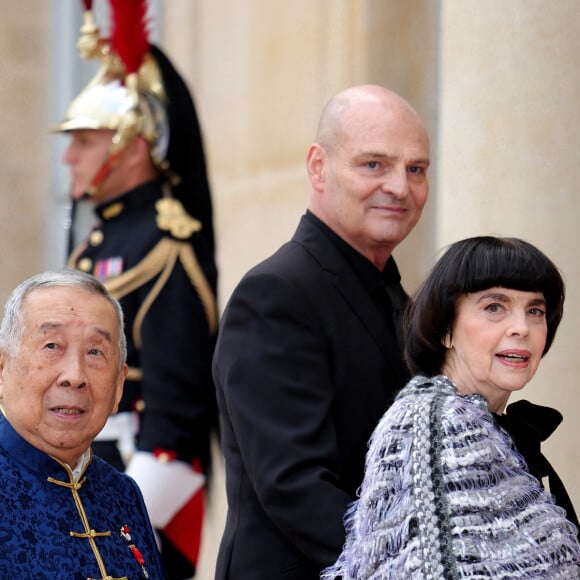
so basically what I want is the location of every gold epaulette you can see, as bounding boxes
[155,198,201,240]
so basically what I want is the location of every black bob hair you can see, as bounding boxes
[404,236,565,377]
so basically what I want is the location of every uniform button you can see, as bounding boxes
[135,399,146,412]
[77,258,93,272]
[89,230,104,246]
[102,202,124,220]
[154,448,178,462]
[157,451,172,463]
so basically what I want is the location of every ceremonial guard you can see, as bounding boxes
[53,2,218,577]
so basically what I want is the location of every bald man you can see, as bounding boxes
[213,85,431,579]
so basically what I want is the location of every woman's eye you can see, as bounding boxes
[529,307,546,317]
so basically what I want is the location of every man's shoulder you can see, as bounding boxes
[238,241,330,299]
[246,215,345,277]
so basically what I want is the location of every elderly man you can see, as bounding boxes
[213,85,431,578]
[0,270,164,578]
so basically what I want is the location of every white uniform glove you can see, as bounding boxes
[125,451,206,529]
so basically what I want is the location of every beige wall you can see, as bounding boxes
[0,4,51,307]
[0,2,579,578]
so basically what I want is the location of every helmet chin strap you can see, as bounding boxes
[85,147,125,198]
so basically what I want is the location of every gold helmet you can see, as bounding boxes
[55,56,170,167]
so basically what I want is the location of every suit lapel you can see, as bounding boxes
[293,216,410,383]
[332,265,409,383]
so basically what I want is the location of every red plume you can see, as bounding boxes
[109,0,150,75]
[82,0,92,10]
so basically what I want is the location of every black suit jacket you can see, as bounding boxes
[213,214,410,579]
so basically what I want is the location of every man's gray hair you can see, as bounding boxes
[0,269,127,369]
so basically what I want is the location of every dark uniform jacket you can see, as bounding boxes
[212,212,410,579]
[69,179,218,469]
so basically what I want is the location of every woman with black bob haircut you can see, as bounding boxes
[405,236,564,377]
[323,236,580,580]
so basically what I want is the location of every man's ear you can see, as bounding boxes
[136,135,151,156]
[125,136,150,168]
[112,363,128,415]
[306,144,326,193]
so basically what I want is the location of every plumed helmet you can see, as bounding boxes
[53,0,215,251]
[52,2,169,168]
